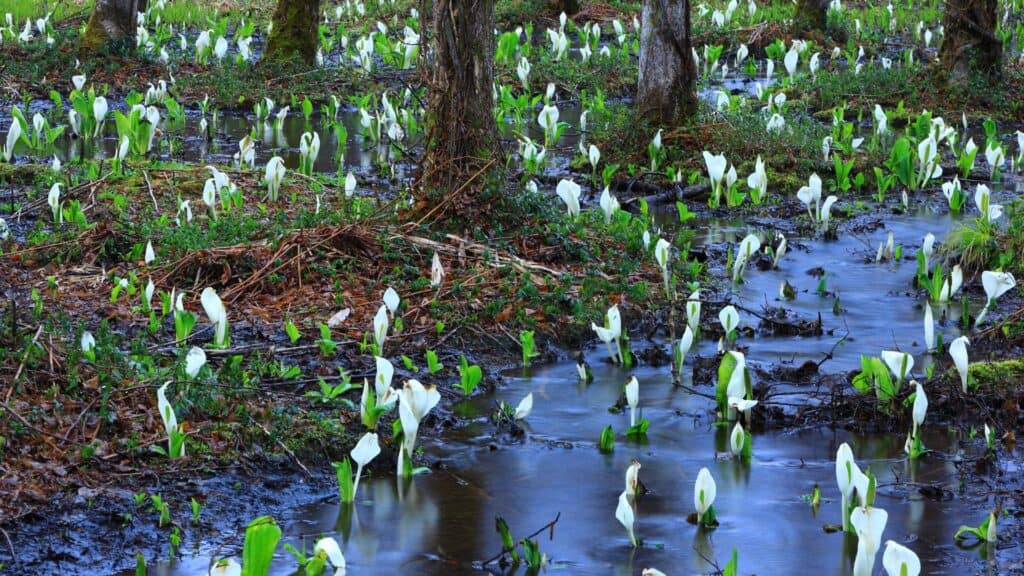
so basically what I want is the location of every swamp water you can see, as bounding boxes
[4,89,1019,575]
[148,203,1020,575]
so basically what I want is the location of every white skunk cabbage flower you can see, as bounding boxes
[185,346,206,378]
[350,432,380,500]
[383,287,400,315]
[313,537,346,574]
[880,350,913,384]
[625,459,641,496]
[345,171,357,197]
[719,305,739,335]
[835,442,862,530]
[923,302,935,353]
[911,380,928,437]
[948,336,970,393]
[677,325,694,375]
[431,252,444,288]
[938,264,963,303]
[732,234,761,282]
[200,287,228,348]
[514,392,533,420]
[694,467,717,524]
[156,382,184,457]
[975,270,1016,326]
[373,304,389,353]
[556,179,581,219]
[687,289,701,333]
[797,173,823,221]
[882,540,920,576]
[615,489,637,546]
[851,505,889,576]
[599,187,619,224]
[625,376,639,427]
[264,156,286,201]
[730,421,745,455]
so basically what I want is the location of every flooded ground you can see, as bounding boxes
[94,163,1016,574]
[140,353,1011,575]
[3,51,1022,576]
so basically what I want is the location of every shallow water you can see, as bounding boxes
[5,70,1022,576]
[150,354,1001,575]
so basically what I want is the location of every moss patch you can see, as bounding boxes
[968,360,1024,391]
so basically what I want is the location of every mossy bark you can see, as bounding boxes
[940,0,1001,83]
[792,0,827,33]
[264,0,321,64]
[637,0,697,125]
[418,0,498,214]
[81,0,145,51]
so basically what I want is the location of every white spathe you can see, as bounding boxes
[949,336,970,393]
[625,376,639,427]
[185,346,206,378]
[556,179,581,218]
[200,287,228,347]
[314,537,346,573]
[514,392,533,420]
[350,432,380,500]
[730,421,745,455]
[882,540,920,576]
[880,350,913,382]
[373,304,389,353]
[694,467,717,523]
[615,489,637,546]
[851,506,889,576]
[383,287,400,315]
[719,305,739,334]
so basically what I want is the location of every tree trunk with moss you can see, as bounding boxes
[792,0,827,33]
[637,0,697,125]
[551,0,580,15]
[81,0,145,51]
[418,0,497,214]
[264,0,321,64]
[940,0,1001,82]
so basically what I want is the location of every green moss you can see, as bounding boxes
[263,0,319,65]
[967,360,1024,390]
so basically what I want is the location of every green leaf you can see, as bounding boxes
[333,458,354,503]
[241,516,281,576]
[599,425,615,453]
[723,548,738,576]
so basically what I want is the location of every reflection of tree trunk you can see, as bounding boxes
[418,0,497,216]
[550,0,579,15]
[637,0,697,125]
[264,0,321,64]
[940,0,1001,82]
[81,0,146,51]
[792,0,827,33]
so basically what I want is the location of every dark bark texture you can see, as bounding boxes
[637,0,697,125]
[419,0,498,203]
[940,0,1001,82]
[81,0,145,51]
[792,0,828,33]
[551,0,580,15]
[264,0,321,64]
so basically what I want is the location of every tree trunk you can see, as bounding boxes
[637,0,697,126]
[551,0,580,15]
[792,0,827,33]
[264,0,321,64]
[81,0,145,51]
[940,0,1001,82]
[418,0,497,215]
